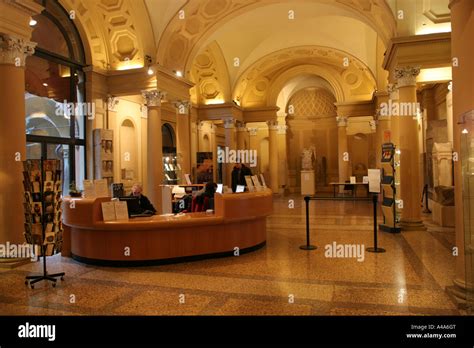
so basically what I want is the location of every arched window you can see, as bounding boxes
[25,0,87,194]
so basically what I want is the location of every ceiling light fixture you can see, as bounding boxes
[29,18,37,26]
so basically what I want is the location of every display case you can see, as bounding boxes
[379,143,401,233]
[163,153,182,185]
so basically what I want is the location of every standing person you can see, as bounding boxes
[231,162,253,192]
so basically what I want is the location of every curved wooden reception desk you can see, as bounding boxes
[62,189,272,266]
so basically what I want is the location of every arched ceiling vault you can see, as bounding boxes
[59,0,155,70]
[156,0,396,74]
[232,46,377,108]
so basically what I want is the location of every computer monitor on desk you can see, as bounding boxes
[119,196,153,218]
[235,185,245,193]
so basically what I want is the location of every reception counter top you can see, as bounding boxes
[62,189,273,266]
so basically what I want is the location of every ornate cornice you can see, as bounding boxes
[0,32,35,66]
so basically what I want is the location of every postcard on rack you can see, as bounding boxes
[24,191,32,204]
[32,181,41,193]
[54,180,62,192]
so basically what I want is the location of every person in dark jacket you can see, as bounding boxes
[130,183,156,214]
[231,163,252,192]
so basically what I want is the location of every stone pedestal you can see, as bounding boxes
[429,199,455,227]
[301,170,315,196]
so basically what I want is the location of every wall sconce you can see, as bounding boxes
[145,55,153,75]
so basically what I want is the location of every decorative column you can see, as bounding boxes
[267,120,279,193]
[223,118,236,186]
[374,92,391,168]
[447,0,474,307]
[0,32,36,249]
[277,122,288,193]
[387,83,400,147]
[106,96,120,182]
[236,121,247,153]
[337,116,349,188]
[395,66,425,230]
[174,100,191,176]
[248,127,259,173]
[210,123,217,183]
[142,90,165,207]
[189,108,198,181]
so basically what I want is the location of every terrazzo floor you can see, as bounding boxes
[0,194,464,316]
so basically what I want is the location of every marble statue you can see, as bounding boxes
[301,146,316,170]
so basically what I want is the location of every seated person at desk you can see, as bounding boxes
[130,183,156,214]
[194,182,217,211]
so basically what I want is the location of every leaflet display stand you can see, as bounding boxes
[23,159,65,289]
[379,143,401,233]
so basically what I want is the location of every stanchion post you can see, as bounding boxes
[367,194,385,253]
[300,196,317,250]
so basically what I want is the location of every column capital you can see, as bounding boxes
[369,120,377,131]
[387,83,399,100]
[394,66,420,88]
[266,119,278,130]
[0,32,36,66]
[248,127,258,136]
[277,125,288,135]
[223,118,235,129]
[336,116,348,127]
[142,90,166,107]
[107,95,119,111]
[173,100,190,114]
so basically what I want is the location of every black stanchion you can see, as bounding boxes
[300,196,317,250]
[367,194,386,253]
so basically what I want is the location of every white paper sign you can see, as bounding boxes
[101,202,116,221]
[114,201,129,221]
[368,169,381,193]
[83,180,95,198]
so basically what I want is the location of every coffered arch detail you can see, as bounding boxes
[189,41,231,105]
[233,46,377,108]
[59,0,155,70]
